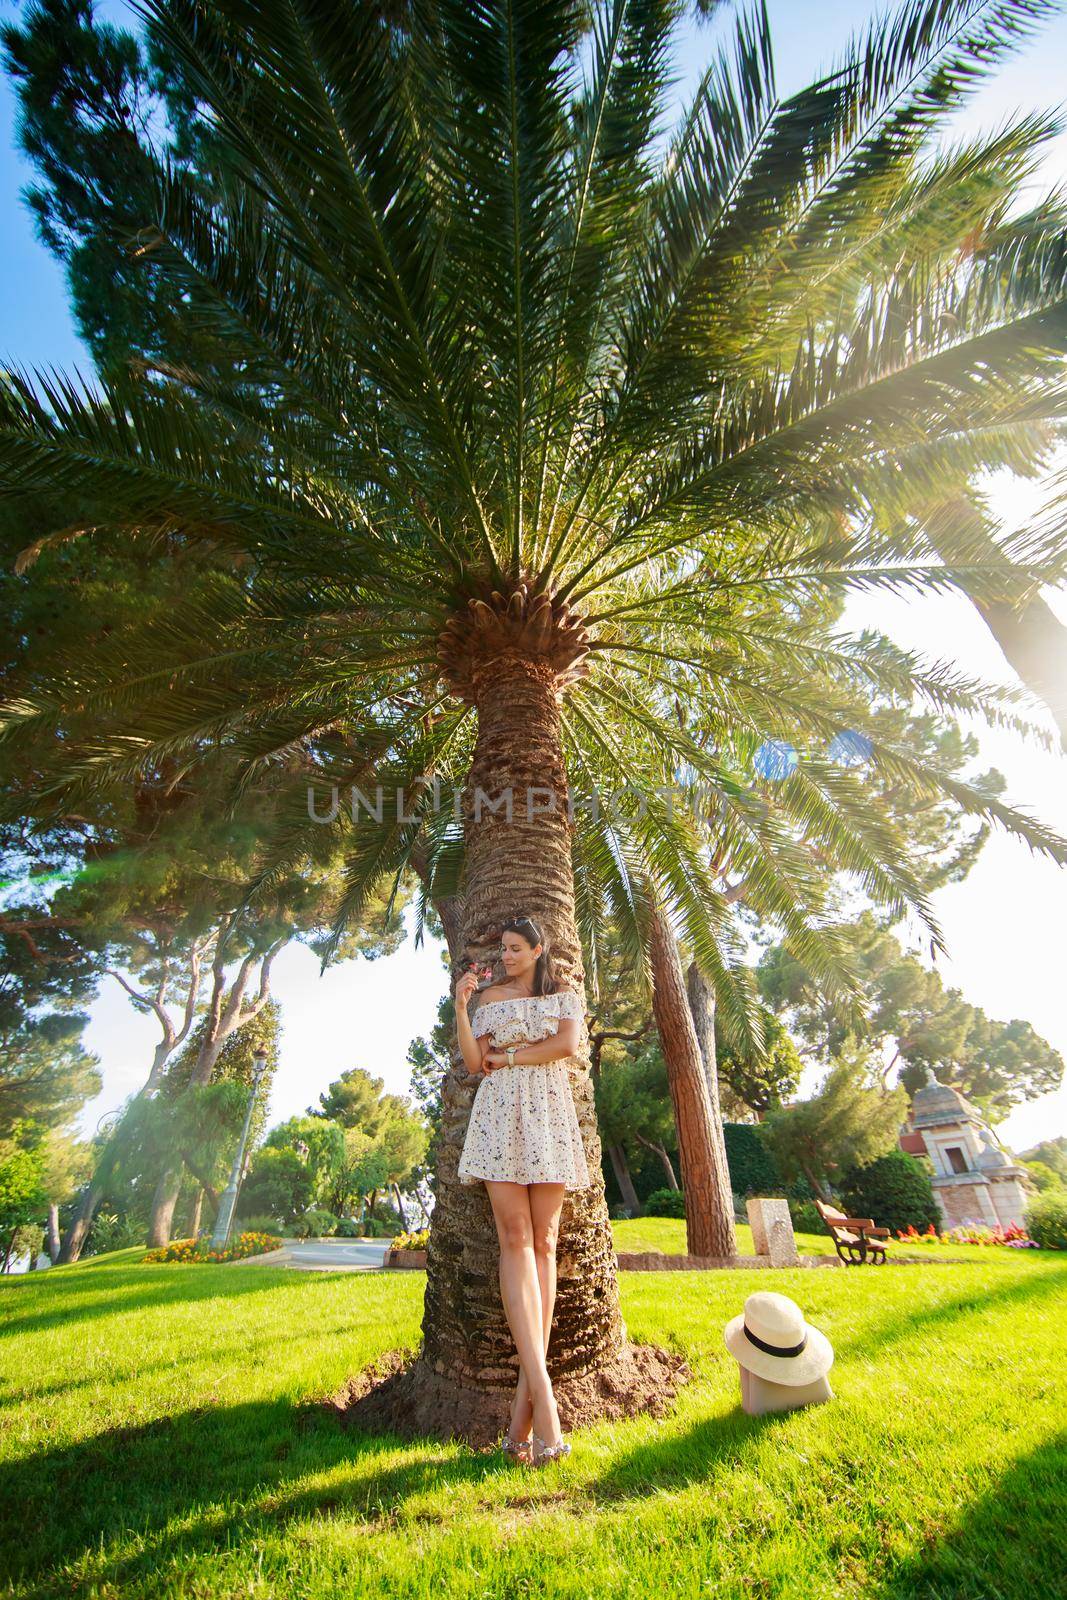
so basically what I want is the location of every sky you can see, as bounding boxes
[2,1,1066,1157]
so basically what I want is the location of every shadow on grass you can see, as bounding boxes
[873,1431,1067,1598]
[0,1395,497,1594]
[0,1387,796,1595]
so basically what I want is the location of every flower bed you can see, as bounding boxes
[386,1227,429,1268]
[144,1230,283,1264]
[386,1249,427,1268]
[894,1222,1039,1249]
[391,1228,429,1252]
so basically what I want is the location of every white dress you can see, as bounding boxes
[457,989,592,1189]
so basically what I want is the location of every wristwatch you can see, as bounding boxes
[506,1046,517,1068]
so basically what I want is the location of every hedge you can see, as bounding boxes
[837,1149,940,1234]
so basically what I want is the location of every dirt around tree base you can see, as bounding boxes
[324,1340,693,1449]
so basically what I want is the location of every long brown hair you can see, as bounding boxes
[501,914,561,996]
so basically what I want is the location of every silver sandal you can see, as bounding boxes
[531,1431,571,1467]
[500,1430,533,1465]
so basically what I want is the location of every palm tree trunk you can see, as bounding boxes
[648,909,738,1258]
[973,592,1067,749]
[342,647,689,1444]
[922,493,1067,749]
[429,655,621,1381]
[606,1144,642,1216]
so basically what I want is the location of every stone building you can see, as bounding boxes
[897,1068,1031,1229]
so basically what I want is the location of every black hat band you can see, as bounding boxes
[743,1322,808,1358]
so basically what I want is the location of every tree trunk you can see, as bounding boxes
[147,1164,184,1249]
[60,938,212,1263]
[974,591,1067,749]
[606,1144,642,1216]
[802,1163,830,1202]
[685,959,738,1248]
[60,947,210,1264]
[922,493,1067,749]
[392,1183,408,1229]
[433,896,464,965]
[1,1230,15,1273]
[145,935,284,1247]
[635,1133,679,1189]
[46,1203,61,1264]
[59,1175,108,1264]
[648,908,738,1258]
[341,644,689,1445]
[188,1185,205,1237]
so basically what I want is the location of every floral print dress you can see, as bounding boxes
[457,989,592,1189]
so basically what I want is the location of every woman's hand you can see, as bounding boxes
[482,1049,509,1071]
[455,961,491,1011]
[454,967,479,1009]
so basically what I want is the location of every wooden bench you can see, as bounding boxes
[815,1199,891,1265]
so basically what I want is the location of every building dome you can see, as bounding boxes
[909,1067,984,1128]
[974,1126,1013,1170]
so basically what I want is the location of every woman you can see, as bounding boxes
[454,914,591,1467]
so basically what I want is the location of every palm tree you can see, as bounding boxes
[918,490,1067,747]
[3,0,1067,1439]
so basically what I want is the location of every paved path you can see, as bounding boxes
[242,1238,390,1272]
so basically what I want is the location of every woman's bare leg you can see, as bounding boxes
[509,1182,567,1442]
[505,1182,566,1437]
[485,1181,553,1438]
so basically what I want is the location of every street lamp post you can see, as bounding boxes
[211,1045,269,1250]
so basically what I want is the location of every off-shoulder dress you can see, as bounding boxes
[457,988,592,1189]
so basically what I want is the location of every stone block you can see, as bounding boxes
[747,1197,799,1267]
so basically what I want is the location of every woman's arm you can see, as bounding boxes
[454,967,491,1075]
[484,1017,579,1068]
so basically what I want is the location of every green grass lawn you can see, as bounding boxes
[1,1240,1064,1600]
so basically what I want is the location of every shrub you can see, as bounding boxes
[644,1187,686,1218]
[292,1208,339,1239]
[790,1200,825,1235]
[360,1216,395,1237]
[1026,1192,1067,1250]
[837,1149,940,1235]
[86,1212,146,1256]
[334,1217,365,1237]
[237,1213,285,1237]
[237,1148,314,1224]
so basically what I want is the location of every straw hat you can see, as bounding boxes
[724,1291,834,1386]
